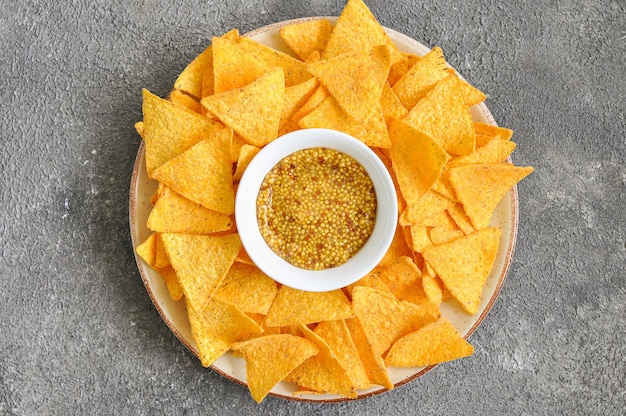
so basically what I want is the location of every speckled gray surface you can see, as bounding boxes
[1,0,625,415]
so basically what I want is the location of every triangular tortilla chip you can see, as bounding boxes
[159,266,184,301]
[147,186,233,234]
[232,334,319,403]
[169,89,202,113]
[399,190,455,226]
[160,233,242,313]
[474,121,514,147]
[314,320,371,390]
[447,139,516,168]
[379,224,414,267]
[392,46,449,110]
[188,298,263,368]
[380,82,408,124]
[385,318,474,367]
[199,29,239,97]
[402,75,475,156]
[308,45,392,122]
[151,127,235,214]
[279,18,332,61]
[345,317,393,390]
[213,263,278,315]
[237,36,311,87]
[201,68,285,147]
[352,286,440,357]
[389,119,449,205]
[447,203,475,235]
[232,144,260,182]
[174,45,212,99]
[388,52,421,86]
[322,0,402,64]
[421,262,443,306]
[279,84,329,135]
[285,325,357,398]
[377,256,431,305]
[212,35,267,94]
[141,89,224,176]
[279,77,319,130]
[299,96,391,148]
[448,163,534,230]
[136,233,157,268]
[422,228,501,314]
[264,286,354,327]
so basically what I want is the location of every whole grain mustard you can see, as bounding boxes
[257,147,377,270]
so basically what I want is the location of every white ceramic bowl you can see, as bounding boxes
[235,128,398,292]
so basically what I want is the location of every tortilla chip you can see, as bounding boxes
[314,320,371,390]
[449,163,534,230]
[212,35,267,94]
[134,121,144,138]
[447,139,516,168]
[136,233,157,268]
[352,286,440,356]
[409,225,431,253]
[380,82,408,124]
[431,168,457,201]
[421,262,442,306]
[285,325,357,398]
[388,53,421,86]
[385,318,474,367]
[474,121,514,147]
[402,75,475,156]
[151,128,235,215]
[279,84,329,134]
[154,233,170,269]
[429,226,465,245]
[299,96,391,148]
[392,46,449,110]
[447,203,475,235]
[141,89,224,176]
[447,72,486,106]
[201,68,285,147]
[213,263,278,315]
[379,224,414,267]
[389,119,448,205]
[147,186,233,234]
[232,334,319,403]
[188,298,263,367]
[307,45,392,122]
[159,266,184,301]
[237,36,311,87]
[233,144,260,182]
[264,286,354,327]
[169,89,202,114]
[322,0,402,64]
[198,29,239,97]
[160,233,242,313]
[399,190,455,226]
[279,19,332,61]
[422,228,501,314]
[173,44,213,99]
[377,256,431,305]
[345,317,393,389]
[279,77,319,130]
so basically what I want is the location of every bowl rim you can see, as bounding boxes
[235,128,398,292]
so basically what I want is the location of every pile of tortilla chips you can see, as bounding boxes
[134,0,533,403]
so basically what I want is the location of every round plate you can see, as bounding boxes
[129,17,518,403]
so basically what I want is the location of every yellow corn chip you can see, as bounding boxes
[352,286,440,357]
[402,75,475,156]
[160,233,242,313]
[388,53,421,87]
[377,256,431,305]
[233,144,260,182]
[232,334,319,403]
[421,262,442,306]
[151,128,235,215]
[422,228,501,314]
[345,317,393,390]
[212,35,267,94]
[169,89,202,114]
[392,46,449,110]
[429,226,465,245]
[314,320,371,390]
[379,224,414,267]
[380,82,408,124]
[264,286,354,327]
[188,298,263,368]
[449,163,534,230]
[447,203,475,235]
[385,318,474,367]
[409,225,431,253]
[134,121,144,138]
[200,29,239,97]
[213,263,278,315]
[299,96,391,148]
[279,77,319,130]
[399,190,455,226]
[159,266,184,301]
[201,68,285,147]
[279,84,329,135]
[447,72,486,106]
[447,139,516,168]
[389,119,448,205]
[141,89,224,176]
[147,186,233,234]
[285,324,357,398]
[174,44,212,99]
[322,0,402,64]
[154,233,170,269]
[279,18,332,61]
[237,36,311,87]
[308,45,392,122]
[136,233,157,268]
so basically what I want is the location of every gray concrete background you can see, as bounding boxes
[1,0,624,415]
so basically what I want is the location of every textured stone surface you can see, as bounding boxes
[1,0,624,415]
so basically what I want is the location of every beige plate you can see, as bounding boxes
[129,17,519,403]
